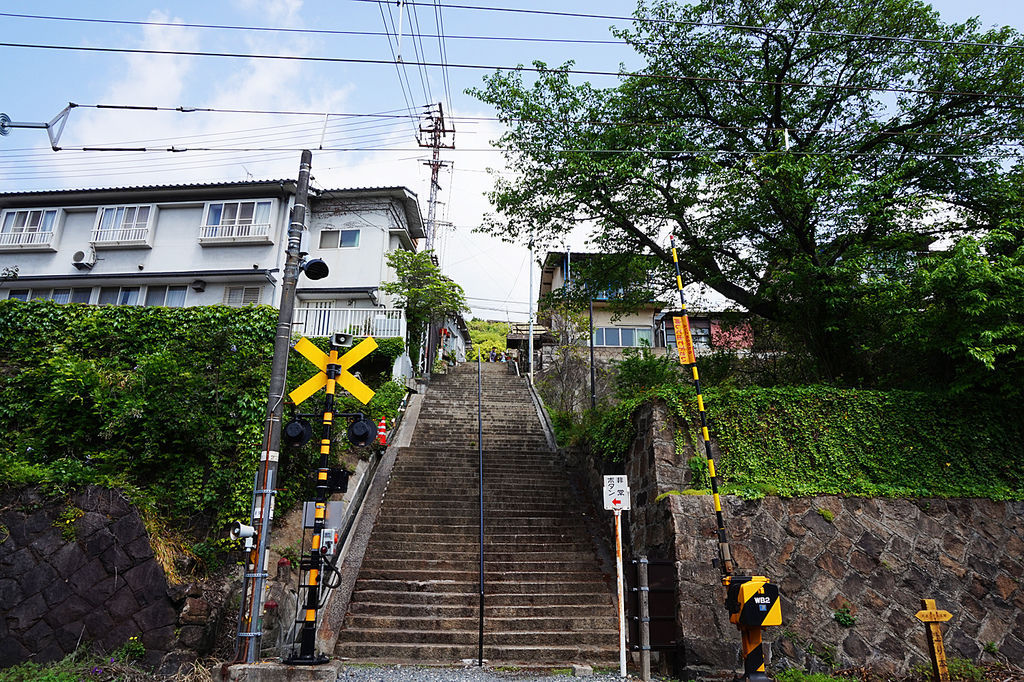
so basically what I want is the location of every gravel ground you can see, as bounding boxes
[335,664,654,682]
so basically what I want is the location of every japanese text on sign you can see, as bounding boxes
[603,475,631,511]
[672,316,696,365]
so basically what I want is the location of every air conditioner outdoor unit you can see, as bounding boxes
[72,250,96,271]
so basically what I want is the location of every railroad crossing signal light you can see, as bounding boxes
[346,418,378,447]
[283,418,313,446]
[289,336,377,405]
[301,258,329,280]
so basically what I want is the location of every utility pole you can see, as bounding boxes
[418,103,454,374]
[235,150,313,664]
[419,102,454,252]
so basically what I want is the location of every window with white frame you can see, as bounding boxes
[98,286,140,305]
[319,229,360,249]
[8,289,29,301]
[203,201,272,238]
[0,209,59,247]
[93,205,152,243]
[593,326,653,347]
[223,286,262,307]
[145,285,187,307]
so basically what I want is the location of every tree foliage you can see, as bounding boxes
[467,319,509,358]
[471,0,1024,385]
[382,249,469,364]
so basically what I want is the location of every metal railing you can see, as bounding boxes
[0,231,53,247]
[292,307,406,339]
[199,223,272,239]
[91,227,149,243]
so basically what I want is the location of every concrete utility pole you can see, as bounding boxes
[419,102,454,252]
[235,149,313,663]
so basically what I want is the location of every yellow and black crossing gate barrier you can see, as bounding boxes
[670,236,782,681]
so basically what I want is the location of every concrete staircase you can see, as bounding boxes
[334,362,618,666]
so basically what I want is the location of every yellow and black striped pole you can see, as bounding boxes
[670,237,779,682]
[287,343,340,664]
[669,235,734,577]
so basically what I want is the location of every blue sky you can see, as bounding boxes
[1,0,1021,320]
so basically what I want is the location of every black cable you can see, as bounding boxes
[345,0,1024,53]
[377,1,423,142]
[4,41,1023,100]
[3,10,1022,55]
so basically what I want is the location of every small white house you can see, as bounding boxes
[0,181,424,340]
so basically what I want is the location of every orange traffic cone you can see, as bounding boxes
[376,418,387,445]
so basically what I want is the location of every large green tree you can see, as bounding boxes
[381,249,469,367]
[471,0,1024,384]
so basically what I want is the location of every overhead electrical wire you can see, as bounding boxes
[5,11,1018,59]
[433,0,455,113]
[3,41,1024,100]
[345,0,1024,53]
[376,1,422,141]
[406,1,435,105]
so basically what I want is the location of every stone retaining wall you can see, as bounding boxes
[0,486,230,671]
[571,401,1024,675]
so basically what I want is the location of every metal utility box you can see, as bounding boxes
[302,500,346,528]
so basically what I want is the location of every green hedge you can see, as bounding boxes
[0,300,406,533]
[591,383,1024,500]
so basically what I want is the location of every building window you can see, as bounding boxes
[93,205,152,243]
[203,200,272,238]
[593,326,653,347]
[145,285,187,307]
[223,286,262,307]
[319,229,360,249]
[98,286,140,305]
[0,209,58,247]
[6,287,91,303]
[666,320,711,349]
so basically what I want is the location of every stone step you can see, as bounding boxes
[336,627,616,647]
[359,558,604,572]
[363,548,602,562]
[374,507,581,517]
[358,568,609,584]
[353,579,609,595]
[349,590,613,607]
[333,641,618,665]
[347,602,616,619]
[344,614,617,633]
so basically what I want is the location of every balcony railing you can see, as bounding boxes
[0,231,55,250]
[293,307,406,339]
[91,227,150,247]
[199,223,272,245]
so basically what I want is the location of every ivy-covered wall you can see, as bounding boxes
[591,384,1024,501]
[0,300,407,540]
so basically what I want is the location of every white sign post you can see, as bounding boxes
[604,475,631,678]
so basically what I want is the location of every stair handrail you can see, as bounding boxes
[477,352,485,666]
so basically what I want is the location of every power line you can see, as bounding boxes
[377,1,423,142]
[5,11,1014,59]
[4,41,1024,100]
[345,0,1024,53]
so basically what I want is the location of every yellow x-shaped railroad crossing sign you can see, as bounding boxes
[289,336,377,405]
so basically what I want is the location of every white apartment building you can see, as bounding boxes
[0,180,425,340]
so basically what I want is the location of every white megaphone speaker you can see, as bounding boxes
[230,521,257,550]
